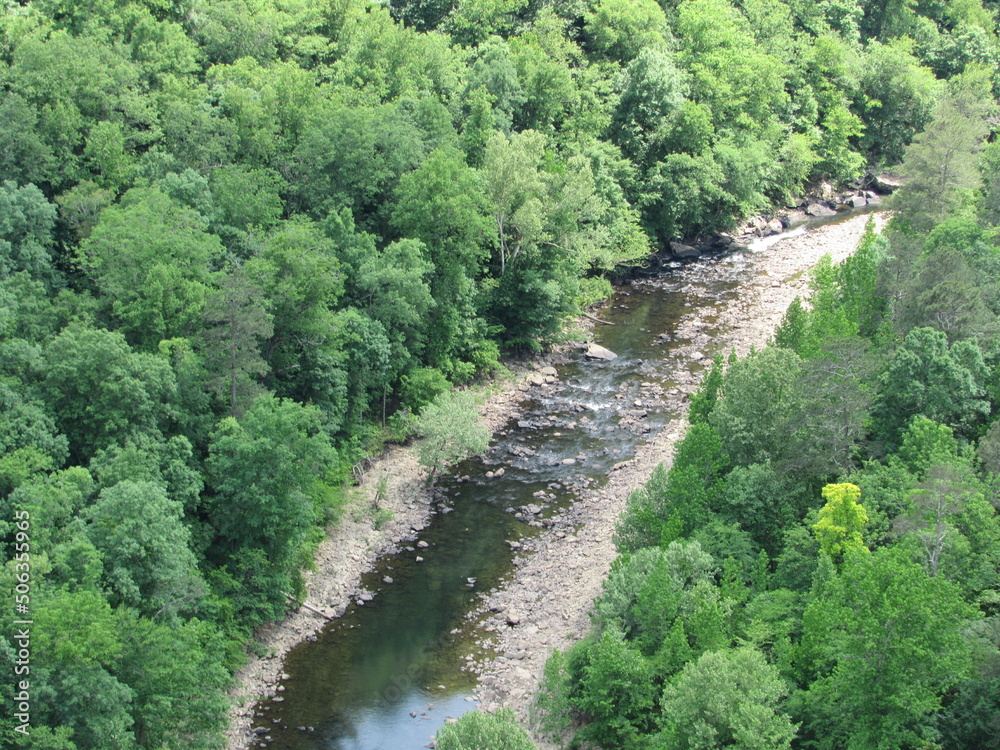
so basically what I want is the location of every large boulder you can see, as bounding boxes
[806,203,836,218]
[670,241,700,259]
[873,173,902,193]
[848,195,868,208]
[584,343,618,360]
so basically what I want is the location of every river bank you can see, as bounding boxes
[224,211,884,750]
[465,212,886,745]
[225,345,579,749]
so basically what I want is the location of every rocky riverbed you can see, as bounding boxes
[225,211,885,750]
[462,212,887,746]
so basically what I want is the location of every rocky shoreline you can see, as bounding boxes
[224,344,581,749]
[225,211,885,750]
[462,212,887,747]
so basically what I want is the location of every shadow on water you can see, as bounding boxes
[251,207,875,750]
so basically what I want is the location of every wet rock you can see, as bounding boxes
[383,576,394,584]
[584,343,618,360]
[806,203,836,218]
[670,241,700,259]
[417,540,429,549]
[561,457,576,465]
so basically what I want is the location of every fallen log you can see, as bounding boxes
[283,592,335,621]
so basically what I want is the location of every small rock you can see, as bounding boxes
[417,541,429,548]
[848,194,867,208]
[562,457,576,465]
[383,576,393,584]
[539,366,557,377]
[415,556,424,562]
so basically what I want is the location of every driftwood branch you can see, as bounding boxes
[582,311,614,325]
[283,591,335,621]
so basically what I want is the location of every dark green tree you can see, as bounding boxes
[201,268,274,419]
[798,546,978,750]
[85,480,204,617]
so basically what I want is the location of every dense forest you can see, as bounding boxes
[1,0,999,748]
[530,78,1000,750]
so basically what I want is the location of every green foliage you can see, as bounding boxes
[593,543,717,653]
[798,547,978,750]
[3,0,997,746]
[812,482,869,562]
[400,366,451,413]
[200,268,274,419]
[113,611,231,750]
[615,423,729,551]
[872,327,990,446]
[714,462,798,552]
[567,627,660,748]
[657,647,798,750]
[415,389,490,479]
[40,325,176,462]
[0,181,58,285]
[78,188,224,349]
[435,708,536,750]
[688,354,724,426]
[854,39,939,167]
[891,68,994,232]
[583,0,671,63]
[710,347,802,467]
[85,480,204,617]
[207,394,336,599]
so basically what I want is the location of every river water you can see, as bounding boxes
[248,211,874,750]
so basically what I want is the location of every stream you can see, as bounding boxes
[246,209,877,750]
